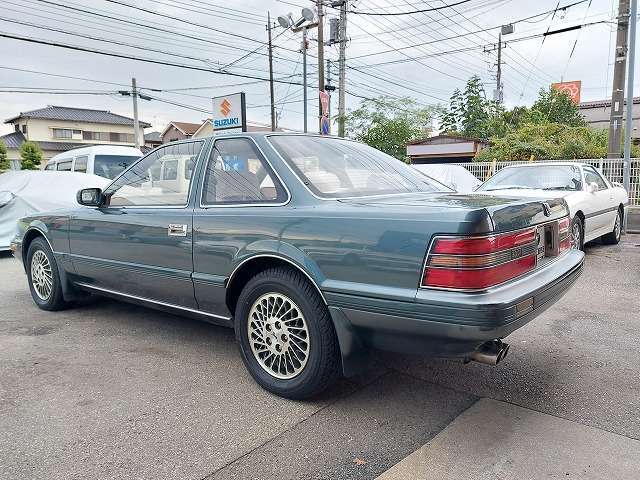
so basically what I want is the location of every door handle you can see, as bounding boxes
[167,224,188,237]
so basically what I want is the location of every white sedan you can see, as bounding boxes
[476,162,629,250]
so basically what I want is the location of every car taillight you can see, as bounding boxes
[422,228,538,290]
[558,217,571,253]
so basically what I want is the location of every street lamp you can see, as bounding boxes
[277,8,318,133]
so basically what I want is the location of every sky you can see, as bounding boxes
[0,0,633,136]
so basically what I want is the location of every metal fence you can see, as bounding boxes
[447,159,640,207]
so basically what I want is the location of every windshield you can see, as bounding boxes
[94,154,140,179]
[478,165,583,192]
[268,136,450,198]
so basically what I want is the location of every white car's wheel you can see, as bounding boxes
[570,217,584,251]
[602,208,622,245]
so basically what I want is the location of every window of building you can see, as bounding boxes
[22,124,27,134]
[74,155,88,173]
[14,124,20,132]
[201,138,287,205]
[106,141,203,207]
[53,128,73,139]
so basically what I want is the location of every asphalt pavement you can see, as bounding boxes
[1,234,639,480]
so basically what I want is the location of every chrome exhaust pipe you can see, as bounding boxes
[468,339,510,366]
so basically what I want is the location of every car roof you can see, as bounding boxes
[47,145,142,163]
[499,162,587,169]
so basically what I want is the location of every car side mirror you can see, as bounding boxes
[587,182,599,193]
[77,188,104,207]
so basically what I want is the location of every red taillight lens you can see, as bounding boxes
[424,255,536,290]
[558,216,571,253]
[433,228,536,255]
[422,227,538,290]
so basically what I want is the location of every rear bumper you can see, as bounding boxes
[328,249,584,375]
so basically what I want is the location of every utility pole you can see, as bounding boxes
[326,59,332,121]
[317,0,325,134]
[302,26,308,133]
[267,12,276,132]
[131,77,140,149]
[623,0,637,201]
[496,33,503,104]
[337,0,347,137]
[607,0,631,158]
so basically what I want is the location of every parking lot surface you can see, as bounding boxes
[1,235,639,480]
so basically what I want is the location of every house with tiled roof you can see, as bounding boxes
[1,105,151,167]
[160,121,202,143]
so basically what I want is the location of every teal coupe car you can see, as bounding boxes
[11,133,584,398]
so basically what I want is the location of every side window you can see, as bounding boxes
[584,167,607,190]
[106,142,203,207]
[57,160,72,171]
[201,138,287,205]
[74,155,88,173]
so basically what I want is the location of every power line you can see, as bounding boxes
[101,0,276,49]
[349,0,591,60]
[349,0,476,16]
[33,0,300,55]
[0,31,309,86]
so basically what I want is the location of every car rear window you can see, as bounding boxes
[268,135,450,198]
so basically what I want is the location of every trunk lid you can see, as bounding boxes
[338,192,568,233]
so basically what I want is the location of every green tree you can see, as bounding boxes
[530,87,586,126]
[0,140,9,171]
[439,88,463,134]
[439,75,496,138]
[474,123,640,161]
[344,96,438,160]
[19,141,42,170]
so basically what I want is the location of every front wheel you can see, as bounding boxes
[26,237,68,311]
[601,208,622,245]
[235,267,341,399]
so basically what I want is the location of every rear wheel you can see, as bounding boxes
[570,217,584,251]
[26,237,68,311]
[235,267,341,399]
[601,208,622,245]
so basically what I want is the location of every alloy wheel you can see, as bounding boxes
[31,250,53,300]
[571,222,581,249]
[614,212,621,240]
[247,292,310,379]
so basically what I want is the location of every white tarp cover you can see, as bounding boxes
[0,171,110,250]
[411,164,482,193]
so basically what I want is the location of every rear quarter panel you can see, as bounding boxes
[192,202,491,316]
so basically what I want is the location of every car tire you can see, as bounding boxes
[601,208,622,245]
[26,237,68,311]
[570,216,584,251]
[235,266,341,399]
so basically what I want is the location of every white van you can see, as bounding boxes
[44,145,143,180]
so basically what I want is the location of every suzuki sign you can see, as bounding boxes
[211,92,247,132]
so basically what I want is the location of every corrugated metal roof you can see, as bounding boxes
[4,105,151,128]
[579,97,640,109]
[0,131,26,148]
[407,134,486,145]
